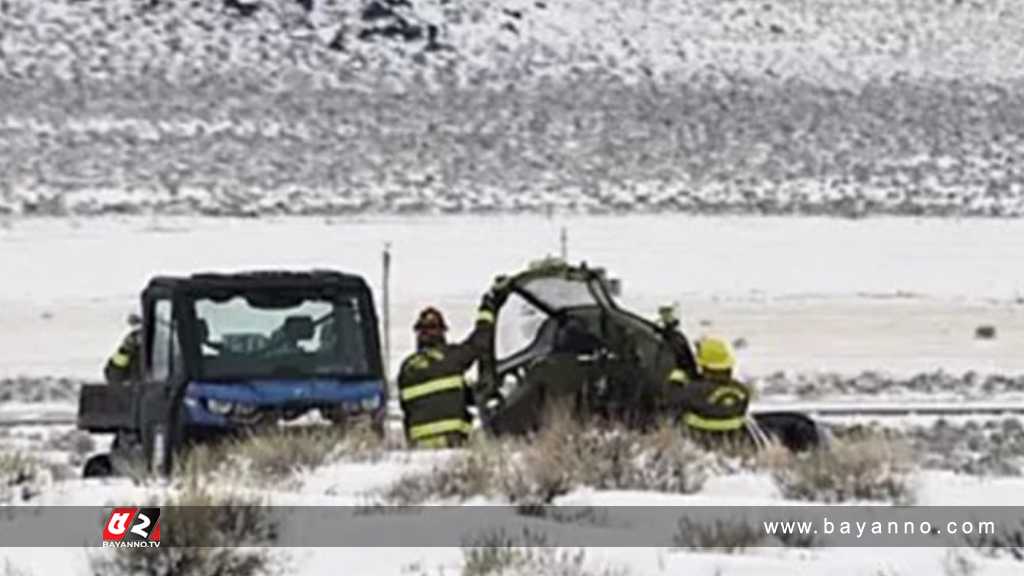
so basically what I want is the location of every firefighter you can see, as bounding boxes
[668,337,752,447]
[104,313,143,385]
[397,288,506,449]
[658,305,699,383]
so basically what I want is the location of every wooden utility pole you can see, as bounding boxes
[382,242,392,377]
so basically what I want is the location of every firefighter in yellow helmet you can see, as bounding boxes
[669,336,752,446]
[397,286,507,449]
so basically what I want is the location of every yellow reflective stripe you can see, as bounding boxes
[668,369,688,385]
[409,418,472,440]
[110,352,131,368]
[400,376,464,402]
[708,385,748,404]
[683,412,745,431]
[477,310,495,324]
[414,436,450,449]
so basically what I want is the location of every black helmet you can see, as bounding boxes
[414,307,448,334]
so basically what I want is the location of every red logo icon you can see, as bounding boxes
[102,507,161,548]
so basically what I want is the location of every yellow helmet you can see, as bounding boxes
[696,337,735,372]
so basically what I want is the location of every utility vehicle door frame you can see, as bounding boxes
[137,284,192,474]
[481,265,621,401]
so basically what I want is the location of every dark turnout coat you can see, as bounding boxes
[104,328,142,385]
[664,331,751,433]
[397,308,495,447]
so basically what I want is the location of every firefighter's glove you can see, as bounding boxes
[480,292,501,316]
[122,333,140,352]
[490,276,513,306]
[481,287,509,313]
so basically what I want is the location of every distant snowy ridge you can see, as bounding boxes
[2,0,1024,217]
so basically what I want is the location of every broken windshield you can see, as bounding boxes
[495,292,548,362]
[193,292,372,381]
[518,276,599,311]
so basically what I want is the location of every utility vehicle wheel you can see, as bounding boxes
[82,454,113,478]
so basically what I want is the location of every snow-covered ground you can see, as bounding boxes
[2,459,1024,575]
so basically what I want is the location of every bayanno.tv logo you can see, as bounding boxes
[102,507,161,548]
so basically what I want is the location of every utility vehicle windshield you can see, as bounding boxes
[518,276,601,310]
[193,291,372,381]
[496,274,607,362]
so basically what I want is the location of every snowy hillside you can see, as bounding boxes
[2,0,1024,216]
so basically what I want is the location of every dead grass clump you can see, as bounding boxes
[384,436,514,506]
[383,413,713,505]
[461,528,629,576]
[173,422,386,485]
[764,434,916,504]
[672,516,766,552]
[0,452,48,503]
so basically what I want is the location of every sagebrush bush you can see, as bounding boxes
[943,549,980,576]
[384,436,515,506]
[89,484,281,576]
[461,528,628,576]
[672,516,766,552]
[512,419,712,502]
[238,424,383,477]
[765,435,916,504]
[173,422,384,485]
[962,518,1024,562]
[0,452,48,503]
[383,415,713,505]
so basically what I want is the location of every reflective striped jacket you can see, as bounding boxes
[104,329,141,385]
[397,310,494,446]
[667,369,751,432]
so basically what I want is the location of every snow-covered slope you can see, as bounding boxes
[2,0,1024,216]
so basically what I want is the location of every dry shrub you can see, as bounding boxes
[173,422,384,485]
[943,549,980,576]
[962,518,1024,562]
[232,426,353,479]
[89,483,281,576]
[672,516,766,552]
[0,452,49,503]
[383,411,713,505]
[461,528,629,576]
[512,418,711,504]
[384,436,515,506]
[764,434,916,504]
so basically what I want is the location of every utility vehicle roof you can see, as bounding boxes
[506,260,617,313]
[144,270,371,295]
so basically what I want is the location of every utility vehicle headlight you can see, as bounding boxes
[206,399,234,415]
[233,403,258,416]
[360,395,381,411]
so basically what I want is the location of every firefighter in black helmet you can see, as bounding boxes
[398,286,507,448]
